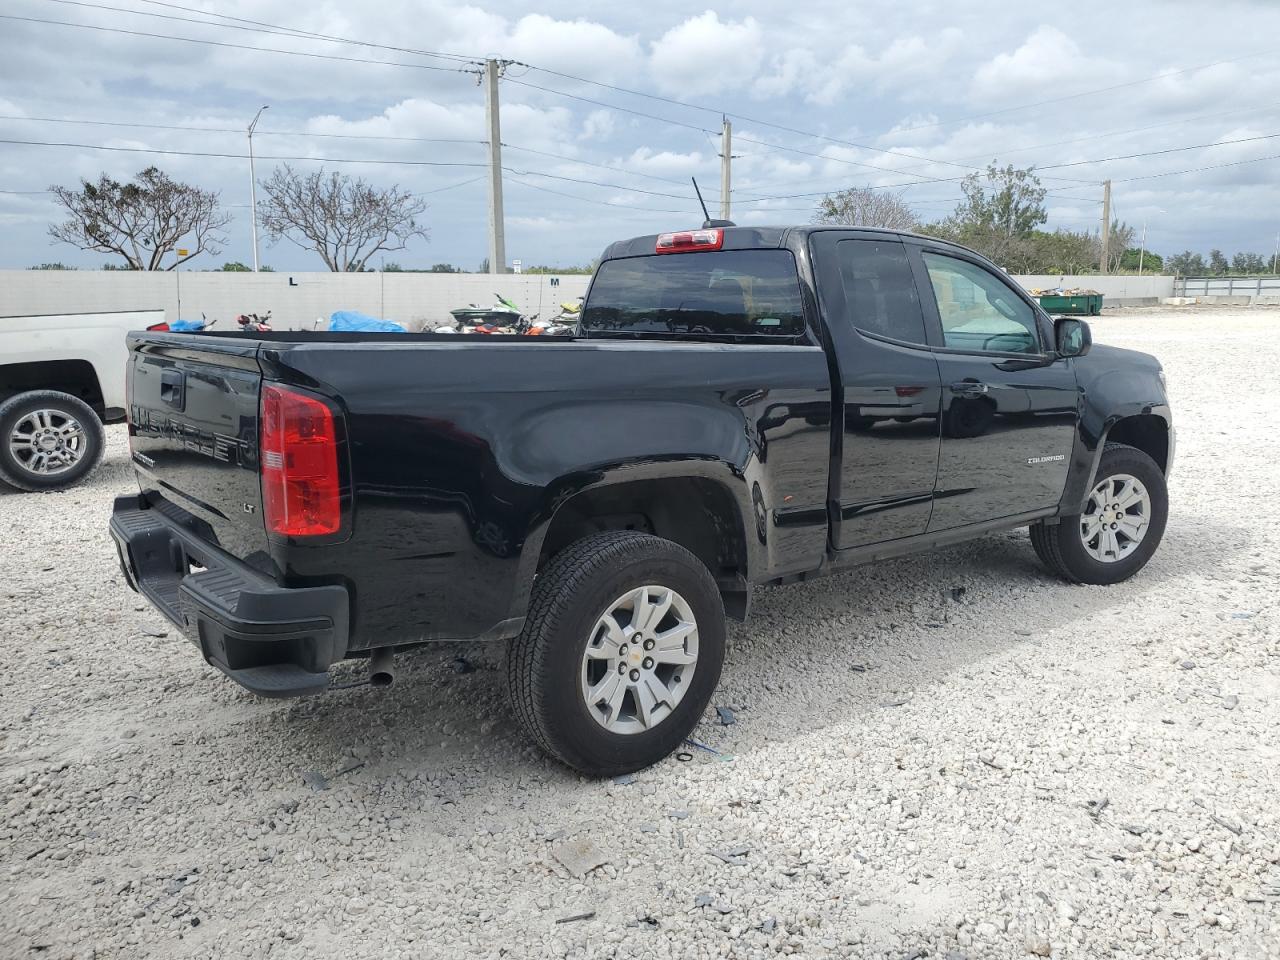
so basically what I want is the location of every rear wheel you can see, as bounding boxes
[1030,442,1167,585]
[0,390,106,492]
[507,531,725,776]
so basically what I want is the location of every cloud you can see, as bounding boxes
[649,12,764,95]
[970,26,1120,103]
[579,110,616,142]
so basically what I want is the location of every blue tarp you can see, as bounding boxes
[170,319,208,332]
[328,311,406,333]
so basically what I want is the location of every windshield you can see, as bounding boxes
[581,249,807,339]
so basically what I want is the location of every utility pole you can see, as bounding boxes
[1273,232,1278,275]
[484,59,507,275]
[719,117,732,221]
[1098,179,1112,274]
[1137,219,1146,276]
[248,105,268,272]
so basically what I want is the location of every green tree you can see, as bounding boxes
[1166,251,1206,276]
[428,263,462,273]
[932,162,1047,266]
[28,262,76,270]
[1208,249,1229,275]
[1118,247,1163,273]
[1022,229,1101,274]
[220,261,251,271]
[1231,252,1267,274]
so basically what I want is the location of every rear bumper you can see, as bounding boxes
[109,495,348,697]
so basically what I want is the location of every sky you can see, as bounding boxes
[1,0,1278,272]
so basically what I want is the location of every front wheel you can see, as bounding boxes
[1030,442,1168,585]
[507,531,725,776]
[0,390,106,492]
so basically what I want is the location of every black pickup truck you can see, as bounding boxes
[110,225,1172,775]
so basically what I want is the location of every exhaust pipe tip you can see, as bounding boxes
[368,647,395,688]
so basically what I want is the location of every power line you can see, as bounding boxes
[0,114,697,187]
[24,0,1273,200]
[506,177,688,215]
[500,144,694,186]
[1112,151,1280,183]
[0,137,489,167]
[0,136,697,203]
[44,0,477,65]
[500,168,691,200]
[1036,131,1280,170]
[0,14,478,73]
[916,102,1280,170]
[34,0,983,178]
[0,113,486,144]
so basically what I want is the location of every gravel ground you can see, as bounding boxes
[2,306,1279,960]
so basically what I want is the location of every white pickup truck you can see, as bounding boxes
[0,310,164,491]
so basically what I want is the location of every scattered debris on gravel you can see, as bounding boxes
[2,306,1279,958]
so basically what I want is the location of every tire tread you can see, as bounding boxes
[0,390,106,492]
[506,530,721,774]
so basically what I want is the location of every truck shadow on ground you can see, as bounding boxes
[240,512,1233,789]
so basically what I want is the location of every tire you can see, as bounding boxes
[0,390,106,492]
[1030,442,1168,585]
[507,531,725,777]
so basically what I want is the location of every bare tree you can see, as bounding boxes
[48,167,229,270]
[258,165,429,272]
[814,186,918,230]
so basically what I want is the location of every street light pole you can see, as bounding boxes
[248,105,268,272]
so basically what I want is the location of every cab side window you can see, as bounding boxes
[837,240,928,345]
[921,252,1041,355]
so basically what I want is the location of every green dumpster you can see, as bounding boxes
[1036,294,1103,316]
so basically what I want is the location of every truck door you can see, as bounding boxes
[906,244,1079,531]
[808,232,943,549]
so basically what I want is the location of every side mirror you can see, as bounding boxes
[1054,317,1092,358]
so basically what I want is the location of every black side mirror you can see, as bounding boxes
[1054,317,1092,358]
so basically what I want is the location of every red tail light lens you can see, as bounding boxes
[260,384,341,537]
[146,322,171,332]
[655,228,723,254]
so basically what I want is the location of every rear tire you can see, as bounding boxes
[507,531,725,777]
[1031,442,1167,585]
[0,390,106,492]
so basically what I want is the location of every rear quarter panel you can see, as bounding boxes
[263,338,832,648]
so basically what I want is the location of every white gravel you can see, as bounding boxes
[3,305,1279,959]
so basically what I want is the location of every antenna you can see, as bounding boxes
[691,177,710,223]
[691,177,736,230]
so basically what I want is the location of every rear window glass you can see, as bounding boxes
[581,249,807,339]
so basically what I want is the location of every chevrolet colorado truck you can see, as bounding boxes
[110,226,1172,775]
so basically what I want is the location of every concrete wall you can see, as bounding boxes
[1011,274,1175,304]
[0,271,592,331]
[0,270,1172,330]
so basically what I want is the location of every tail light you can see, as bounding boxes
[260,384,341,537]
[146,322,171,332]
[655,228,723,254]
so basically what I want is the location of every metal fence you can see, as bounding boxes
[1174,276,1280,297]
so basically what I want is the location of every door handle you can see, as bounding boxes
[160,369,186,410]
[949,380,989,396]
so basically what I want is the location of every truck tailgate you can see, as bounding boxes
[126,334,269,564]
